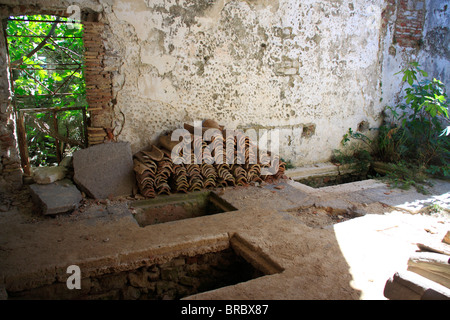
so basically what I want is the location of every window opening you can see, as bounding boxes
[5,14,88,174]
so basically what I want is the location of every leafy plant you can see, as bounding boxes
[281,158,295,169]
[382,161,432,194]
[334,62,449,191]
[332,128,373,175]
[391,62,449,167]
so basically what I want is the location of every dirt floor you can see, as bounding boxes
[0,175,449,300]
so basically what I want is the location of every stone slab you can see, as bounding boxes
[29,179,82,215]
[263,180,314,208]
[358,186,447,213]
[73,142,135,199]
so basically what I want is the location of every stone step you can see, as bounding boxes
[29,179,82,215]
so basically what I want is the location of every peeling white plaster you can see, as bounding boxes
[102,0,390,165]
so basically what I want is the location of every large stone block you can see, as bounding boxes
[73,142,135,199]
[29,179,82,215]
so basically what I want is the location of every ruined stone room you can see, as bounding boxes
[0,0,449,306]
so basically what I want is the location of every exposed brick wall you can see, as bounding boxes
[381,0,397,29]
[82,21,115,146]
[394,0,426,48]
[0,5,114,189]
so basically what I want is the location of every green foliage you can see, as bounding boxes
[332,128,373,175]
[7,15,86,107]
[334,62,449,192]
[281,158,295,169]
[387,62,449,168]
[373,107,408,163]
[6,15,87,167]
[381,161,432,194]
[428,203,444,215]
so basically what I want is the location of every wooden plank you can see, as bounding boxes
[417,242,450,256]
[407,252,450,289]
[384,271,450,300]
[444,231,450,245]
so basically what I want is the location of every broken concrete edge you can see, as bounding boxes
[230,233,284,275]
[285,179,316,193]
[2,231,283,295]
[1,233,221,293]
[383,270,450,300]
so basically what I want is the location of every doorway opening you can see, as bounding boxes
[4,14,88,175]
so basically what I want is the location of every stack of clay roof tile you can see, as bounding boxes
[133,147,160,198]
[201,164,217,189]
[215,163,235,186]
[186,163,204,192]
[155,153,173,195]
[132,120,286,198]
[170,164,189,193]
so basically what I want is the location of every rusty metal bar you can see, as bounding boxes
[7,35,83,39]
[13,68,80,71]
[13,63,81,66]
[52,65,81,96]
[52,110,61,163]
[21,68,55,96]
[7,19,79,24]
[16,111,31,176]
[82,107,88,148]
[20,106,86,113]
[15,93,76,98]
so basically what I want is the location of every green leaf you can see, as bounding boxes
[52,73,63,81]
[440,126,450,136]
[402,74,408,82]
[407,75,414,86]
[441,107,449,118]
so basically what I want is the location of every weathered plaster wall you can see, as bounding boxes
[381,0,450,108]
[104,0,386,165]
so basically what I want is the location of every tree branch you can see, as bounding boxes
[11,17,61,67]
[27,113,84,148]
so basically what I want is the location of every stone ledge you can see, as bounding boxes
[285,162,340,180]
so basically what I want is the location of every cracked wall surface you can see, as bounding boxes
[381,0,450,109]
[104,0,386,165]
